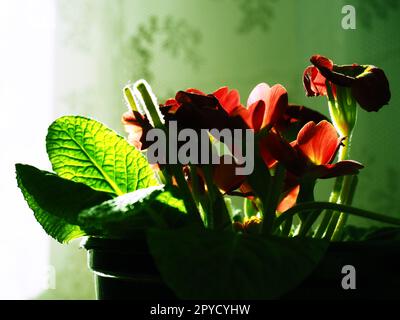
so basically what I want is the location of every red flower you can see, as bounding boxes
[276,104,329,130]
[123,88,237,151]
[303,54,391,112]
[303,55,335,97]
[201,84,330,195]
[213,83,288,131]
[160,89,237,131]
[260,120,363,212]
[264,120,364,180]
[275,104,330,141]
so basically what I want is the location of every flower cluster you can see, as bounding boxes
[122,55,390,238]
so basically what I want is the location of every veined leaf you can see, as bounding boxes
[16,164,111,243]
[78,185,188,239]
[148,228,328,299]
[46,116,158,196]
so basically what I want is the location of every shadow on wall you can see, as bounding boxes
[129,15,203,83]
[354,0,399,29]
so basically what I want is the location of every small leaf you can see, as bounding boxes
[78,186,188,239]
[46,116,158,196]
[148,228,328,299]
[16,164,111,243]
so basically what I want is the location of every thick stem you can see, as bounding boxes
[324,135,355,240]
[317,85,358,239]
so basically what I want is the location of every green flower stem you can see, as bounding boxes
[314,176,343,238]
[189,164,211,227]
[123,85,139,112]
[279,215,293,237]
[261,164,286,235]
[171,164,203,225]
[323,211,341,240]
[297,180,316,235]
[274,202,400,231]
[244,198,258,219]
[202,164,231,230]
[323,83,358,240]
[338,132,351,161]
[188,164,201,206]
[136,81,164,129]
[331,175,358,241]
[299,209,322,237]
[323,135,355,240]
[323,175,353,240]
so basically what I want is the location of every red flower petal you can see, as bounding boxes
[246,83,288,128]
[247,83,270,107]
[175,90,221,112]
[309,160,364,179]
[262,84,288,128]
[122,111,153,150]
[235,100,266,131]
[277,185,300,213]
[213,86,241,114]
[351,67,391,112]
[275,104,330,136]
[296,120,343,165]
[260,131,300,173]
[161,98,180,114]
[259,142,278,169]
[311,55,354,88]
[310,55,334,70]
[303,66,329,97]
[186,88,206,95]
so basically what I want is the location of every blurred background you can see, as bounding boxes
[0,0,399,299]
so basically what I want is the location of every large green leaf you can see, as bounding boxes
[78,185,188,239]
[46,116,158,196]
[147,228,328,299]
[16,164,111,243]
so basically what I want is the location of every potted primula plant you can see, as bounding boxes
[16,55,400,299]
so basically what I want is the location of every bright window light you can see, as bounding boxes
[0,0,56,299]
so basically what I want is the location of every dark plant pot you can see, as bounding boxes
[83,234,176,300]
[83,236,400,300]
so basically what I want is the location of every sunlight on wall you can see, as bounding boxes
[0,0,56,299]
